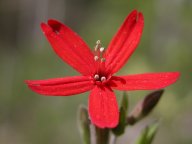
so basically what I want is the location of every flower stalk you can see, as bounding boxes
[95,127,109,144]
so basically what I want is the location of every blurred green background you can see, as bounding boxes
[0,0,191,144]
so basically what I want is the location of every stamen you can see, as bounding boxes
[94,56,99,61]
[93,40,106,72]
[100,47,105,53]
[94,74,99,80]
[95,40,101,51]
[101,76,106,82]
[94,46,98,51]
[96,40,101,45]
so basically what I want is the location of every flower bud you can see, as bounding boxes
[127,90,164,125]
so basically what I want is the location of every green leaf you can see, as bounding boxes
[112,107,126,135]
[78,105,90,144]
[146,123,159,144]
[121,91,129,112]
[135,122,159,144]
[112,92,128,136]
[136,126,149,144]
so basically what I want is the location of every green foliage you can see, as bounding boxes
[112,92,128,136]
[135,123,159,144]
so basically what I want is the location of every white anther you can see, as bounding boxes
[96,40,101,45]
[101,76,106,82]
[101,58,106,62]
[94,45,99,51]
[94,74,99,80]
[94,56,99,61]
[100,47,105,53]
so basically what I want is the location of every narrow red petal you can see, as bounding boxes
[110,72,180,90]
[89,86,119,128]
[25,76,94,96]
[106,10,137,58]
[41,20,95,75]
[26,76,91,86]
[105,10,144,74]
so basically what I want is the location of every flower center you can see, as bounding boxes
[94,74,107,82]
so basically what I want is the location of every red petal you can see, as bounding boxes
[41,20,95,75]
[110,72,180,90]
[25,76,94,96]
[89,86,119,128]
[105,10,144,74]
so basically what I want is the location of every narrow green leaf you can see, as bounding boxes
[112,92,129,136]
[146,123,159,144]
[136,126,149,144]
[121,91,129,112]
[112,107,126,135]
[135,122,159,144]
[78,105,90,144]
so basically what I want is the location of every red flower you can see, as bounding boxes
[25,10,180,128]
